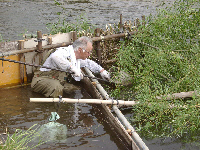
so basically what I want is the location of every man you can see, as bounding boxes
[31,36,110,97]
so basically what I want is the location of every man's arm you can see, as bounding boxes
[80,59,103,73]
[80,59,110,80]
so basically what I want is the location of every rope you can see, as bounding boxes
[111,98,114,107]
[116,99,119,105]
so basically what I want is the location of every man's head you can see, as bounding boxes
[73,36,93,60]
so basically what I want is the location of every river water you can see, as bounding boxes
[0,85,128,149]
[1,0,199,149]
[0,85,199,149]
[0,0,174,41]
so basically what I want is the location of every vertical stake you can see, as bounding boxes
[94,28,101,64]
[136,18,140,28]
[71,31,77,42]
[142,15,146,26]
[48,37,52,45]
[119,14,124,41]
[37,31,43,65]
[18,40,25,84]
[119,14,123,33]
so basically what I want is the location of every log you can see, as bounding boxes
[156,91,200,100]
[0,41,72,57]
[30,98,138,106]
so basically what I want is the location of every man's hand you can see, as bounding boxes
[70,66,83,79]
[100,70,110,81]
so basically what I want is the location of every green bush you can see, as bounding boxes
[112,0,200,140]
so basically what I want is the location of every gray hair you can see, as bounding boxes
[72,36,93,51]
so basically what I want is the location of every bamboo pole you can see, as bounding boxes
[30,98,138,106]
[84,67,149,150]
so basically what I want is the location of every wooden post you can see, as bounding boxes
[48,37,52,45]
[18,40,25,84]
[36,31,43,65]
[94,28,101,64]
[119,14,123,33]
[142,15,146,26]
[71,31,77,42]
[18,40,24,50]
[136,18,140,28]
[37,31,42,51]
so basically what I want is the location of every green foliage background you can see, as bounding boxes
[112,0,200,140]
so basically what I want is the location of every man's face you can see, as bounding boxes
[80,42,93,60]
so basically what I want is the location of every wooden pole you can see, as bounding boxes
[18,40,25,84]
[37,31,43,51]
[94,28,101,64]
[36,31,43,65]
[142,15,146,26]
[30,98,138,106]
[71,31,77,42]
[84,67,149,150]
[136,18,140,28]
[0,31,138,58]
[119,14,124,42]
[0,41,72,57]
[47,37,52,45]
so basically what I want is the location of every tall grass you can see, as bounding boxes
[111,0,200,140]
[0,125,45,150]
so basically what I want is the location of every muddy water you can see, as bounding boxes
[0,85,128,149]
[0,0,175,41]
[0,86,199,150]
[1,0,199,149]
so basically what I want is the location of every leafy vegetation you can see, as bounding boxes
[0,125,45,150]
[111,0,200,140]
